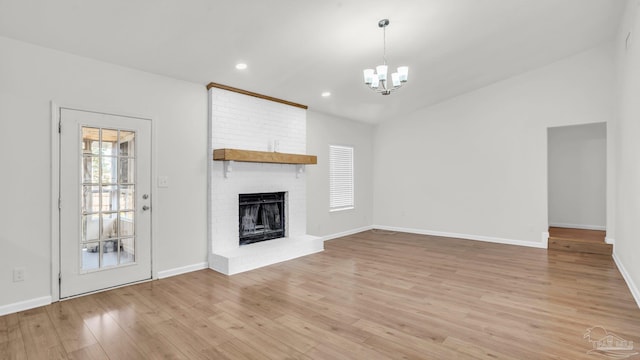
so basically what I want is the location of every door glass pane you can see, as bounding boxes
[119,130,135,156]
[101,129,118,156]
[82,185,100,213]
[82,242,100,271]
[82,156,99,183]
[120,238,135,264]
[100,185,118,212]
[80,126,137,271]
[101,213,118,239]
[102,240,118,267]
[82,214,100,241]
[119,185,134,211]
[119,158,134,184]
[82,127,100,155]
[119,212,134,237]
[101,157,117,184]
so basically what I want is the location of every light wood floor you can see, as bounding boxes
[2,230,639,359]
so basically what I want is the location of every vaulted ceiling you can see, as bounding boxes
[0,0,626,123]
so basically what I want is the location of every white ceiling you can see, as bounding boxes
[0,0,626,123]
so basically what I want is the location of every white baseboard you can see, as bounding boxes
[320,226,374,241]
[548,223,606,231]
[541,231,549,248]
[612,251,640,309]
[605,237,615,245]
[373,225,548,249]
[157,262,209,279]
[0,296,52,316]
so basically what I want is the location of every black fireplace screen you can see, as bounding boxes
[239,192,285,245]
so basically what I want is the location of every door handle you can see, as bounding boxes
[142,205,150,211]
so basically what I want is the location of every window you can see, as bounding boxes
[329,145,354,211]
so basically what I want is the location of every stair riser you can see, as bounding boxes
[548,238,612,255]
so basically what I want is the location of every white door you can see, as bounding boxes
[59,108,152,298]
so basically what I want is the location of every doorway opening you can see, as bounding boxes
[547,122,608,254]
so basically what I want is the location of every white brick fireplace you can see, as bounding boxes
[208,85,323,275]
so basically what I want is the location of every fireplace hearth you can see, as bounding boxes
[239,192,285,245]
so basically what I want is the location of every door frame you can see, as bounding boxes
[50,101,158,302]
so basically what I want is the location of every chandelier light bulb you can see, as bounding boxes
[363,69,375,84]
[391,72,401,87]
[398,66,409,82]
[376,65,388,81]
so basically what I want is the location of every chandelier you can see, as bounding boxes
[363,19,409,95]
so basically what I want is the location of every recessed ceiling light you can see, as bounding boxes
[321,91,331,97]
[235,63,247,70]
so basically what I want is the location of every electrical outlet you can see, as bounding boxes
[13,267,25,282]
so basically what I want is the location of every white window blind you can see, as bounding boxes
[329,145,354,211]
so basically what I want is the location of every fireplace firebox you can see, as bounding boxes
[239,192,285,245]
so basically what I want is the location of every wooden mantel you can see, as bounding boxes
[207,82,308,110]
[213,148,317,165]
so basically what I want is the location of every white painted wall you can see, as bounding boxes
[0,36,208,311]
[373,44,615,245]
[612,0,640,306]
[306,111,374,238]
[548,123,606,230]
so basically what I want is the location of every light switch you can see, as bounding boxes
[158,176,169,188]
